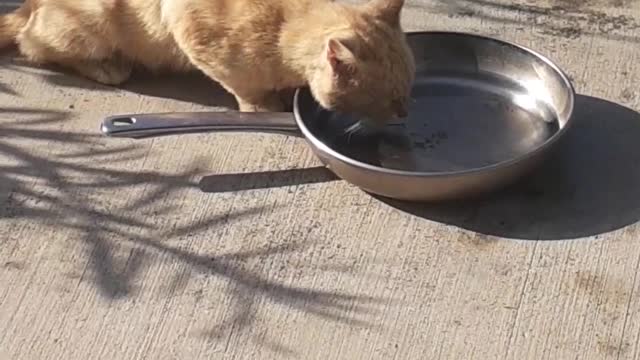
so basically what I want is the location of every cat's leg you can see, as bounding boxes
[15,4,132,85]
[169,14,285,112]
[278,88,296,112]
[173,59,285,111]
[180,62,285,111]
[232,88,286,112]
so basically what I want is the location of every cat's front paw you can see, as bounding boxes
[73,58,133,85]
[238,103,285,112]
[236,94,286,112]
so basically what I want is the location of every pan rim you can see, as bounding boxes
[293,30,576,178]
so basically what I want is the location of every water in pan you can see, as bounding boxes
[311,71,560,173]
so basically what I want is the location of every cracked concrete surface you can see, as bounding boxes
[1,0,640,359]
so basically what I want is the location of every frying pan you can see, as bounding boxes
[101,32,575,202]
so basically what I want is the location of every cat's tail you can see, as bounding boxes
[0,4,31,49]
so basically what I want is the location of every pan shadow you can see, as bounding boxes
[376,94,640,240]
[199,166,338,193]
[195,94,640,240]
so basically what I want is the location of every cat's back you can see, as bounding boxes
[161,0,324,60]
[28,0,191,70]
[160,0,322,26]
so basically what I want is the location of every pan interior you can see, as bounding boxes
[299,32,573,174]
[304,71,560,173]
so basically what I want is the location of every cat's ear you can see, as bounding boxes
[325,38,356,77]
[366,0,404,27]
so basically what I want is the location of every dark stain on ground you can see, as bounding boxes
[598,339,630,356]
[458,232,499,249]
[554,0,594,9]
[574,271,629,306]
[574,270,632,356]
[3,261,25,270]
[608,0,632,8]
[620,88,635,102]
[540,26,583,39]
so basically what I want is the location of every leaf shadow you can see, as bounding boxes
[0,106,385,356]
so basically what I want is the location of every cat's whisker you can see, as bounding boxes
[386,121,405,127]
[342,121,365,143]
[343,121,363,134]
[338,117,409,144]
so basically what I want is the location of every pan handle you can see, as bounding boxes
[100,111,302,139]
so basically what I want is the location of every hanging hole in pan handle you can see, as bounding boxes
[100,111,303,138]
[110,117,136,126]
[101,116,139,137]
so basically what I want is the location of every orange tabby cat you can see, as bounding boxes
[0,0,415,124]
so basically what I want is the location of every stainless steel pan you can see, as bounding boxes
[101,32,575,202]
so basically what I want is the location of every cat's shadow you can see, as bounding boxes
[0,1,19,13]
[199,94,640,241]
[42,68,240,109]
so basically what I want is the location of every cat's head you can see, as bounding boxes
[308,0,415,128]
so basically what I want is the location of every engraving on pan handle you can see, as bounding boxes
[100,111,302,139]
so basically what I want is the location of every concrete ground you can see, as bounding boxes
[1,0,640,359]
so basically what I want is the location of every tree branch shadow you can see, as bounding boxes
[0,107,385,356]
